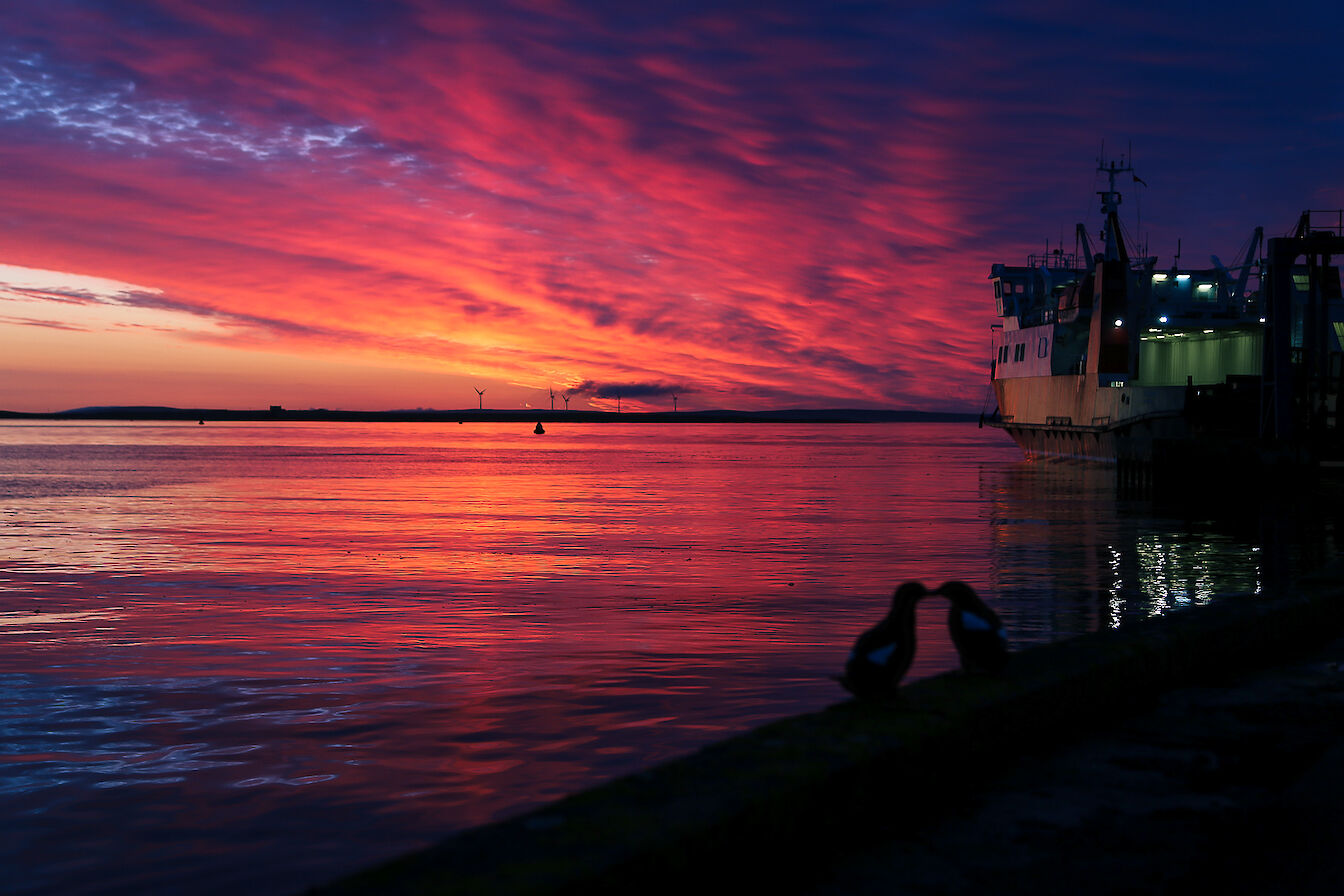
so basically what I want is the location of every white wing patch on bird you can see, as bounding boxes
[959,610,993,630]
[866,644,897,665]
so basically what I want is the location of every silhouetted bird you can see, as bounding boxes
[840,581,928,698]
[936,581,1009,674]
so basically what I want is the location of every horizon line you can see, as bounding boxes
[0,404,979,423]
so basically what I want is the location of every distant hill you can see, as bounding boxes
[0,405,979,424]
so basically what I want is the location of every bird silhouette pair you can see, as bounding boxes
[841,581,1007,699]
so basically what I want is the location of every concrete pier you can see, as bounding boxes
[311,564,1344,895]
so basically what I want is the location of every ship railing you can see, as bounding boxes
[994,408,1185,435]
[1027,251,1081,270]
[1299,210,1344,237]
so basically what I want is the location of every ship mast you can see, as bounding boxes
[1097,157,1133,265]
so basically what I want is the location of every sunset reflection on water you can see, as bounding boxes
[1,421,1326,895]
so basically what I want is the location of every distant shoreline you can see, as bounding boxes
[0,406,978,424]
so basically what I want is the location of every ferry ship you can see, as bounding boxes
[986,159,1344,469]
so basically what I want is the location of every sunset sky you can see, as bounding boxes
[2,0,1341,413]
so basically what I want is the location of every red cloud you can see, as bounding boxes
[2,1,1339,413]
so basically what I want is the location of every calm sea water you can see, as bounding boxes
[1,421,1337,894]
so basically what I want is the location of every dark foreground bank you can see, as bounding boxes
[311,566,1344,896]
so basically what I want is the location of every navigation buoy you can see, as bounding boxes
[534,422,545,434]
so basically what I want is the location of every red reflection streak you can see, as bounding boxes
[2,574,966,830]
[3,423,987,671]
[0,422,1027,896]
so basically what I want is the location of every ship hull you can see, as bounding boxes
[991,374,1190,463]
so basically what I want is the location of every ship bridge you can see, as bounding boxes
[991,249,1086,330]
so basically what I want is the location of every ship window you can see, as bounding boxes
[1037,337,1048,358]
[1013,343,1026,362]
[994,280,1003,299]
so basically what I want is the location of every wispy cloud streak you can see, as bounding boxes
[1,0,1342,412]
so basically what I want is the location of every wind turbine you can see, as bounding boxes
[672,394,678,412]
[474,387,485,410]
[549,388,555,411]
[562,392,571,410]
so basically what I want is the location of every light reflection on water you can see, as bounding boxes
[0,421,1336,895]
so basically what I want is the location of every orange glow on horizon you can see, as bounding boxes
[3,2,1340,413]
